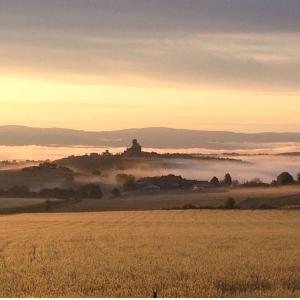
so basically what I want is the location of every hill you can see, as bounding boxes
[1,125,300,149]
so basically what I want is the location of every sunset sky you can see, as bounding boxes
[0,0,300,132]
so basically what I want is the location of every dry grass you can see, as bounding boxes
[0,210,300,297]
[0,198,48,209]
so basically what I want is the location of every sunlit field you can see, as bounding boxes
[0,210,299,297]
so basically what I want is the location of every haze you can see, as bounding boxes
[0,0,300,132]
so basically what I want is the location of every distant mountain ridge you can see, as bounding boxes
[1,125,300,149]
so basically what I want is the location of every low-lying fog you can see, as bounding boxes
[2,142,300,160]
[1,144,300,183]
[112,156,300,183]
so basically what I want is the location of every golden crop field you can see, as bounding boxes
[0,210,300,297]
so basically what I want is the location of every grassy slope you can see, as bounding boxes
[0,210,299,297]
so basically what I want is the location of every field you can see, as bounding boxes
[56,185,300,212]
[0,198,47,209]
[0,210,300,297]
[0,198,63,214]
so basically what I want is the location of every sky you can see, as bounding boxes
[0,0,300,132]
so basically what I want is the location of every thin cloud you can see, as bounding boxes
[0,0,300,91]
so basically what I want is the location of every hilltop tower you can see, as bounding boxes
[123,139,142,157]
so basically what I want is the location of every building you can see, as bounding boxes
[102,149,112,156]
[123,139,142,157]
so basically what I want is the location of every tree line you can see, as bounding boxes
[0,184,103,200]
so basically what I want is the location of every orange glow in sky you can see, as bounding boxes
[1,1,300,132]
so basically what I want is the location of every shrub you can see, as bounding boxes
[116,174,136,189]
[225,197,236,209]
[210,177,220,186]
[270,180,277,186]
[76,184,103,199]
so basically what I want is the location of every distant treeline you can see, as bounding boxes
[0,184,103,200]
[121,171,300,192]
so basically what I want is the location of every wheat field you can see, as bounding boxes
[0,210,299,297]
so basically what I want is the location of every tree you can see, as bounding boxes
[225,197,236,209]
[116,174,136,189]
[210,176,220,186]
[297,173,300,182]
[277,172,294,186]
[223,173,232,186]
[76,184,103,199]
